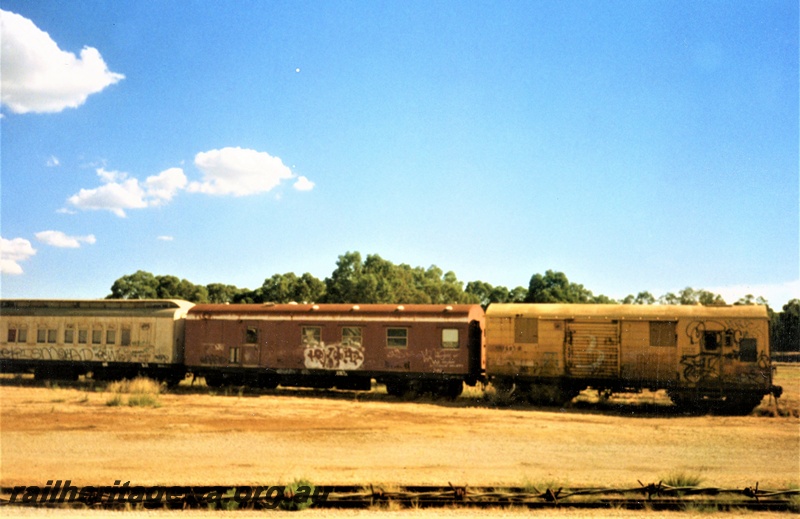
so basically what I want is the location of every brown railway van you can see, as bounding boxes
[184,303,485,398]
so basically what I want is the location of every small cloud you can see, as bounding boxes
[46,155,60,167]
[157,236,174,241]
[145,167,187,205]
[187,147,294,196]
[66,167,187,217]
[0,9,124,114]
[35,230,96,248]
[293,176,315,191]
[0,236,36,274]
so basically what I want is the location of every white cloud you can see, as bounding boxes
[35,230,96,248]
[0,9,124,114]
[0,236,36,274]
[145,167,187,205]
[188,147,296,196]
[293,175,315,191]
[65,149,310,217]
[157,236,174,241]
[67,167,187,217]
[46,155,60,167]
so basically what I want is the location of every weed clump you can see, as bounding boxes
[105,377,162,407]
[662,470,704,488]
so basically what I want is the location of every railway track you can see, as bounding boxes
[2,482,798,512]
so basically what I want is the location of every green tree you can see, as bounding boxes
[622,291,656,305]
[323,251,364,303]
[465,280,494,306]
[465,281,527,306]
[508,286,528,303]
[696,289,725,305]
[154,275,208,302]
[524,270,610,303]
[735,294,769,306]
[206,283,245,303]
[261,272,299,303]
[322,252,477,304]
[295,272,327,303]
[773,299,800,353]
[107,270,159,299]
[658,292,679,305]
[261,272,325,303]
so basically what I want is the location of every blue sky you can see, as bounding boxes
[1,1,798,307]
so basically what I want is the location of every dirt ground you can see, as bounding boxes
[1,365,798,498]
[0,507,792,519]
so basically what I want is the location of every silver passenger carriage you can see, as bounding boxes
[0,299,194,385]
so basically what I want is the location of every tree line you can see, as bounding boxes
[107,251,798,352]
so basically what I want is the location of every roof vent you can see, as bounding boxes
[445,305,453,312]
[311,304,320,311]
[396,305,405,311]
[352,305,360,311]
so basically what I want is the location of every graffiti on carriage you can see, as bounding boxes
[304,342,365,370]
[681,319,768,384]
[0,344,160,363]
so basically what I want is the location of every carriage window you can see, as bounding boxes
[724,331,735,347]
[64,329,75,343]
[302,327,321,347]
[229,346,240,363]
[38,329,57,344]
[106,330,116,345]
[78,329,88,344]
[387,328,408,348]
[121,328,131,346]
[342,327,362,347]
[739,338,758,362]
[514,318,538,343]
[92,330,102,345]
[703,331,720,351]
[649,321,676,347]
[245,327,258,344]
[7,328,26,342]
[442,329,459,348]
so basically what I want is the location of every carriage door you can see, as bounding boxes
[565,320,620,378]
[699,328,725,388]
[240,324,260,367]
[468,320,484,381]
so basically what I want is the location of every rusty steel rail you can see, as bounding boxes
[1,482,798,512]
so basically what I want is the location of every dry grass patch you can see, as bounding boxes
[105,377,163,407]
[661,470,705,488]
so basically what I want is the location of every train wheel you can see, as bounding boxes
[203,373,224,388]
[667,390,709,414]
[384,380,407,397]
[257,375,279,390]
[442,380,464,399]
[34,367,79,382]
[489,378,516,406]
[160,373,185,388]
[521,383,578,406]
[715,394,764,415]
